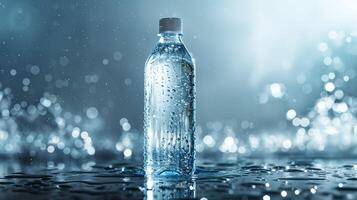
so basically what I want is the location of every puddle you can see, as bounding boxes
[0,158,356,199]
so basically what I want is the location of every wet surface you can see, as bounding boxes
[1,158,357,199]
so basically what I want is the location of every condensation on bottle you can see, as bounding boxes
[144,18,196,177]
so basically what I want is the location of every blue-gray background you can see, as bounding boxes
[1,0,357,139]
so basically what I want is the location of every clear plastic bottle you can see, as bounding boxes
[144,18,195,177]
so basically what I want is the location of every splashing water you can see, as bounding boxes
[0,86,96,159]
[285,30,357,154]
[1,30,357,160]
[194,30,357,157]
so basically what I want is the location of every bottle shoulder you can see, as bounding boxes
[145,42,194,67]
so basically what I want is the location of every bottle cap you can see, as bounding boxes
[159,18,182,34]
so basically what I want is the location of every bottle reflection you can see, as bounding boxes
[145,177,196,200]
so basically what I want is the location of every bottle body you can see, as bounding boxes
[144,33,195,177]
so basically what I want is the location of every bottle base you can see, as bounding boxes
[145,168,193,179]
[158,169,181,177]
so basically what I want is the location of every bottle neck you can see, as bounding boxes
[158,32,183,44]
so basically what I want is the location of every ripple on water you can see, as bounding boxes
[0,158,355,199]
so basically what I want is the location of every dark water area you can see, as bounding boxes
[1,158,357,199]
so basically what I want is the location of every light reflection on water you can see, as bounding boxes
[145,176,196,200]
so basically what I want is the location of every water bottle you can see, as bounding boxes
[144,18,196,177]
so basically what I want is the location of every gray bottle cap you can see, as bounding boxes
[159,18,182,34]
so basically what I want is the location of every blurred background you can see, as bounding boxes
[1,0,357,160]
